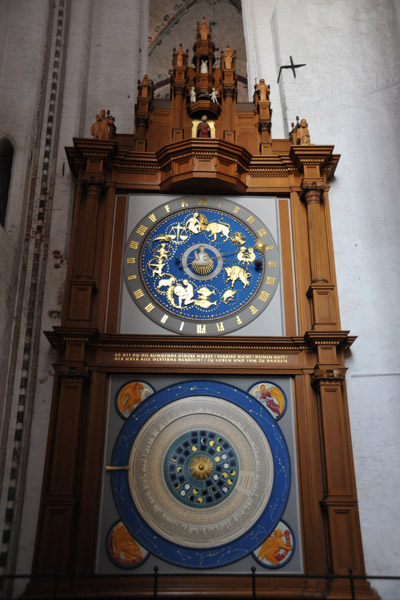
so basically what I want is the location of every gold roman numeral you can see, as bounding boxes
[257,228,267,238]
[144,303,155,313]
[133,289,144,299]
[136,224,148,236]
[249,305,258,315]
[216,322,225,332]
[246,216,255,224]
[259,291,271,302]
[129,241,139,249]
[266,277,276,285]
[148,213,157,222]
[126,257,136,264]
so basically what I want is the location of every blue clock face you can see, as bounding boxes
[124,197,280,335]
[111,380,291,568]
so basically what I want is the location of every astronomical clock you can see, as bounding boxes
[29,19,379,600]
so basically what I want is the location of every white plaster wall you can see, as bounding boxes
[269,1,400,598]
[13,0,96,582]
[0,0,51,493]
[242,0,285,137]
[85,0,146,136]
[13,0,148,584]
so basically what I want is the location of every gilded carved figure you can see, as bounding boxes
[255,78,270,102]
[90,108,115,140]
[197,17,210,40]
[222,45,235,69]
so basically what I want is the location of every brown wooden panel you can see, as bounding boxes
[49,381,83,494]
[279,198,297,336]
[36,505,76,573]
[320,386,353,494]
[106,195,127,333]
[67,282,94,322]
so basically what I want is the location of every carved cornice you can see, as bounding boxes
[65,138,340,188]
[304,331,356,352]
[66,138,118,177]
[290,145,338,177]
[45,327,99,350]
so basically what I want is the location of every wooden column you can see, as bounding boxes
[63,140,116,327]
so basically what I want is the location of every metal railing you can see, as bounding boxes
[0,568,399,599]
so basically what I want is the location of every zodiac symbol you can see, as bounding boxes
[222,289,237,303]
[147,257,167,277]
[205,219,230,241]
[231,231,246,246]
[237,247,256,263]
[257,528,292,565]
[157,275,176,289]
[195,287,217,309]
[224,265,251,288]
[166,222,189,243]
[171,279,195,308]
[110,522,143,564]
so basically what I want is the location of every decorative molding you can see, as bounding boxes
[311,367,347,388]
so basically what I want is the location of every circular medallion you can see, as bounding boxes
[253,520,295,568]
[115,380,154,419]
[123,197,280,335]
[248,381,287,420]
[106,521,149,569]
[111,381,290,568]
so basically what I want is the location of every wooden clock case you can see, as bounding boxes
[27,27,379,600]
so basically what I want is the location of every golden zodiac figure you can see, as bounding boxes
[224,265,250,288]
[148,256,167,277]
[257,528,292,565]
[222,289,237,303]
[231,231,246,246]
[195,287,217,308]
[205,220,230,241]
[237,247,256,263]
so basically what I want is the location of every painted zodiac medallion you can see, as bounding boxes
[111,380,290,568]
[123,196,280,334]
[253,520,295,568]
[115,380,154,419]
[107,521,148,569]
[248,381,287,420]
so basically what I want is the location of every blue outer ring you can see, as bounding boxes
[111,380,291,569]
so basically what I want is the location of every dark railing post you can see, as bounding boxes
[251,566,256,599]
[153,565,159,599]
[348,568,355,600]
[52,569,59,599]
